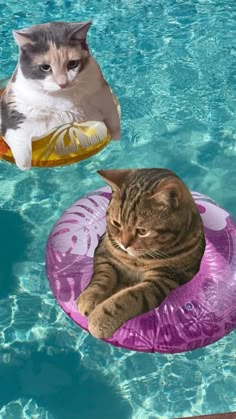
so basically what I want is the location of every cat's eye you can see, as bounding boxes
[137,228,149,237]
[67,60,80,70]
[111,220,121,228]
[40,64,52,72]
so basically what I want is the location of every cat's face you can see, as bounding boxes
[98,169,199,258]
[13,21,92,92]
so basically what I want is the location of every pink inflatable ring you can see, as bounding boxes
[46,187,236,353]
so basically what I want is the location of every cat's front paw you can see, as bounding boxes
[4,133,32,171]
[77,290,101,317]
[88,304,120,339]
[110,130,120,141]
[15,156,32,171]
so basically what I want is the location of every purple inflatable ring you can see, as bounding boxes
[46,186,236,353]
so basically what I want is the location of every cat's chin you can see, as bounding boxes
[127,248,148,258]
[118,244,138,258]
[127,249,138,257]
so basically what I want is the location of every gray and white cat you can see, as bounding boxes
[0,21,120,170]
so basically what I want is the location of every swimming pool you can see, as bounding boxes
[0,0,236,417]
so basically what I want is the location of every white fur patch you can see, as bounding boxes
[12,68,86,129]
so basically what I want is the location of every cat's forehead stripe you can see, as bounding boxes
[120,171,176,224]
[121,187,144,224]
[121,176,147,223]
[25,23,89,50]
[29,25,71,48]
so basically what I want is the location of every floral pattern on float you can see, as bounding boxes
[46,186,236,353]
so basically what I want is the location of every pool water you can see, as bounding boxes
[0,0,236,418]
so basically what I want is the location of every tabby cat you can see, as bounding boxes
[0,21,120,170]
[77,168,206,339]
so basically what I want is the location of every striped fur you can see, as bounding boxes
[77,168,206,339]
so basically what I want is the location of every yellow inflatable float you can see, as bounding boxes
[0,87,120,168]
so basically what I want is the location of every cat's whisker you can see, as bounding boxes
[142,249,169,259]
[153,249,170,259]
[110,237,121,251]
[142,251,156,259]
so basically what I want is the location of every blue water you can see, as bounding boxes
[0,0,236,418]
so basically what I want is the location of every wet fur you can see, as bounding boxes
[77,168,206,339]
[0,21,120,170]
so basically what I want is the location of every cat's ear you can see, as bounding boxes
[97,169,132,191]
[13,29,34,47]
[68,21,92,41]
[150,177,183,209]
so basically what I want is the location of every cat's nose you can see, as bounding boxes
[121,233,133,249]
[58,83,68,89]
